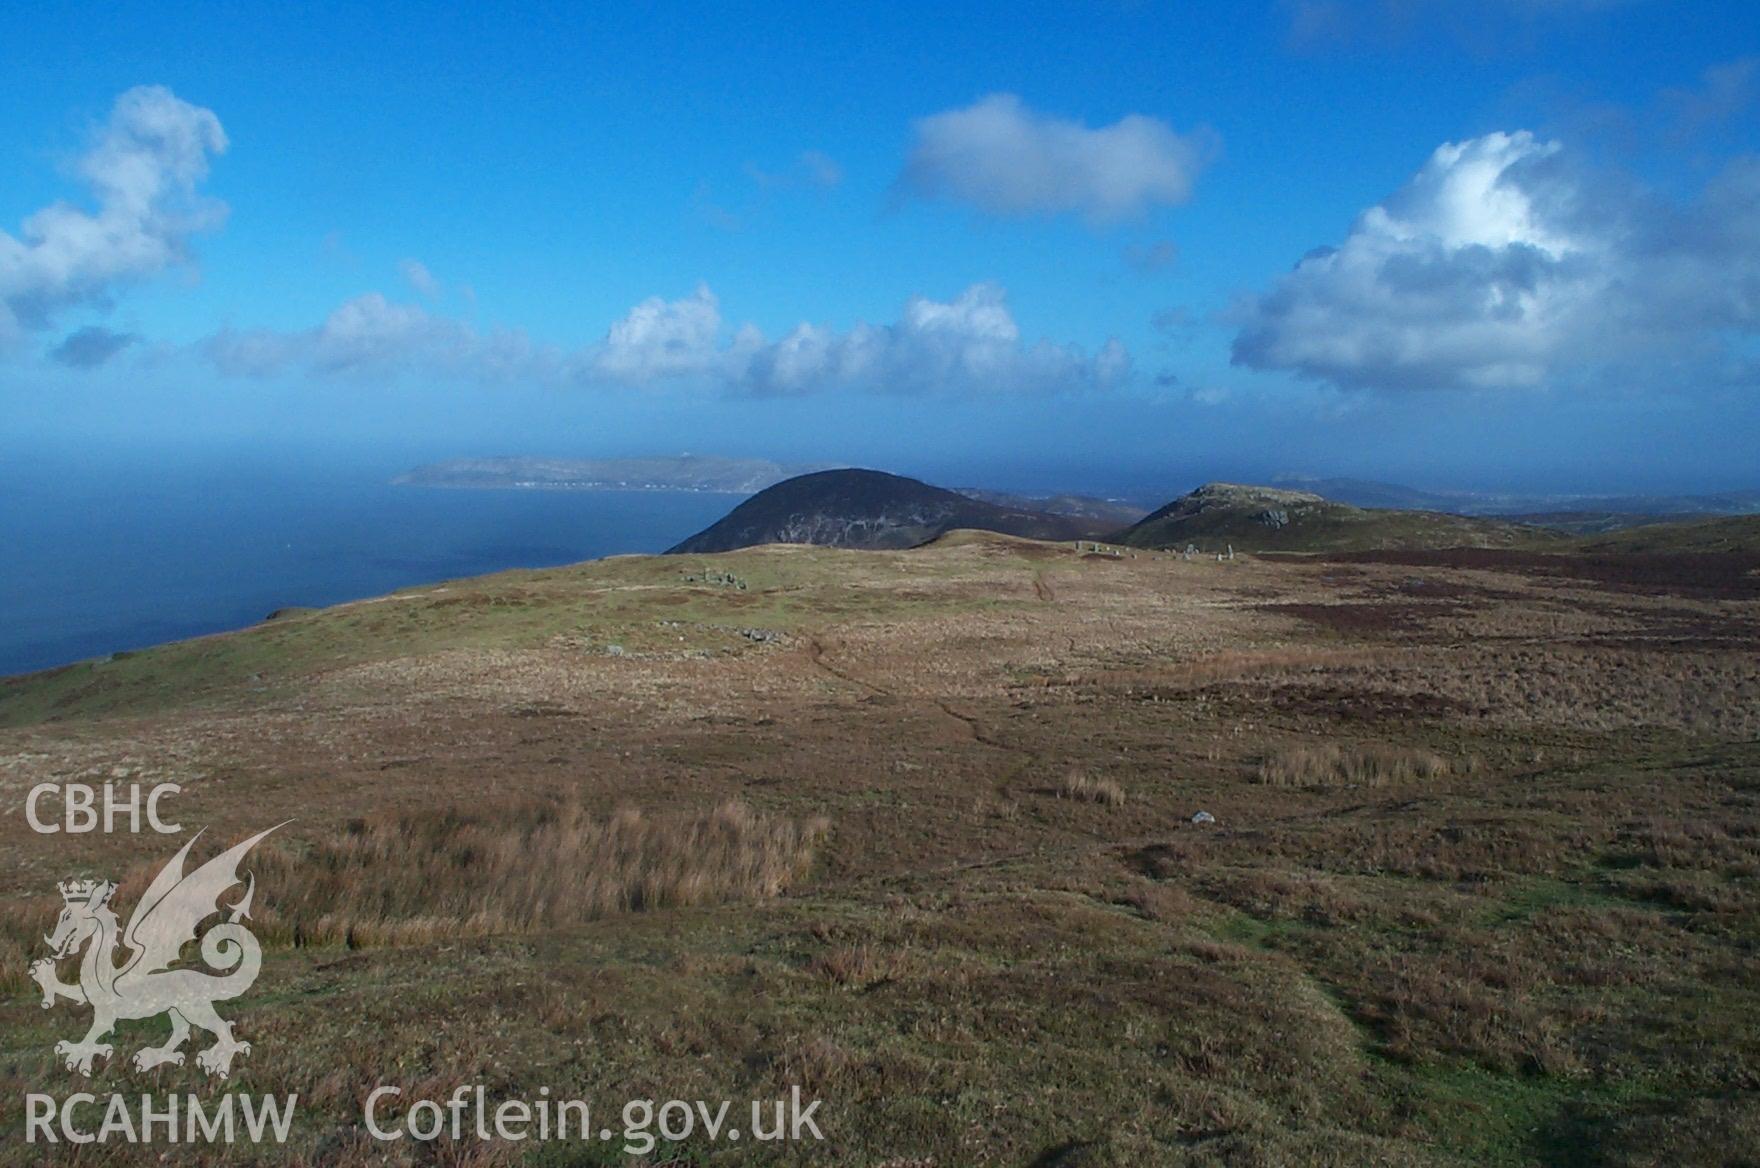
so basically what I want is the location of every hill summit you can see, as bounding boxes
[1118,481,1551,552]
[666,469,1098,553]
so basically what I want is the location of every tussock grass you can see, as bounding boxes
[810,943,908,989]
[1125,880,1195,922]
[1056,771,1127,806]
[0,932,39,996]
[774,1035,856,1094]
[243,799,829,947]
[1257,741,1452,788]
[0,801,829,957]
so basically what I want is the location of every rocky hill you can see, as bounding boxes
[1118,482,1555,552]
[954,488,1148,527]
[1276,475,1760,520]
[667,469,1098,553]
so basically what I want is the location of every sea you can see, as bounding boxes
[0,448,740,677]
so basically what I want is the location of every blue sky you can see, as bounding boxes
[2,1,1757,496]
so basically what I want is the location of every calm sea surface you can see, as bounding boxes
[0,451,738,676]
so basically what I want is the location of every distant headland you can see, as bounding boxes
[393,455,838,494]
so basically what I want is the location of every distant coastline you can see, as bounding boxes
[407,479,753,494]
[394,455,839,495]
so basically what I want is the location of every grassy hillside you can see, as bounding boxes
[2,534,1756,1165]
[1572,513,1760,553]
[1117,482,1556,553]
[0,544,997,727]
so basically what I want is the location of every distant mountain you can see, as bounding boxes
[954,488,1149,527]
[667,469,1102,553]
[395,455,837,494]
[1274,475,1760,520]
[1118,482,1556,553]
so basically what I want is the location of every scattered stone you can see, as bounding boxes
[606,644,625,657]
[686,569,750,590]
[1190,810,1216,826]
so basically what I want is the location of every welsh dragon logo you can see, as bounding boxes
[28,825,284,1078]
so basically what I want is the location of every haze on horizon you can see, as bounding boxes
[2,2,1757,498]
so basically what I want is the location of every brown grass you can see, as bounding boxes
[1359,947,1586,1076]
[810,943,909,989]
[4,534,1759,1165]
[1256,741,1452,788]
[1056,771,1127,806]
[250,799,828,947]
[0,800,832,956]
[1124,879,1195,922]
[0,932,38,996]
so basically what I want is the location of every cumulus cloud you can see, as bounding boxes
[1230,129,1760,391]
[0,86,227,346]
[589,284,726,382]
[732,283,1131,397]
[50,325,140,368]
[899,94,1213,224]
[199,283,1130,397]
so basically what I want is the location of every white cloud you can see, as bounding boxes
[1230,129,1760,391]
[399,258,441,299]
[589,284,725,382]
[0,86,227,346]
[308,293,466,371]
[731,284,1130,397]
[200,283,1130,398]
[899,94,1214,224]
[203,293,547,380]
[599,282,1132,397]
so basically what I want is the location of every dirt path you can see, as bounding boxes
[803,633,1045,792]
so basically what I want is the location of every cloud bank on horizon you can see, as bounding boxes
[205,281,1131,398]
